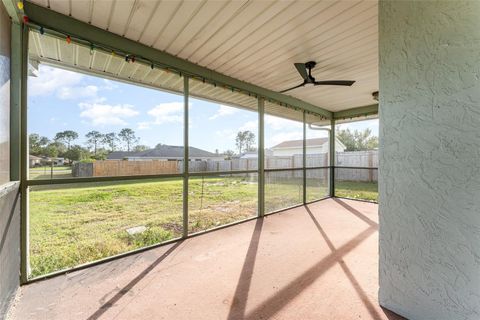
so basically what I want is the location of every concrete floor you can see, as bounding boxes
[8,198,404,320]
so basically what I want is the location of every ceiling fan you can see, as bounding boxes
[280,61,355,93]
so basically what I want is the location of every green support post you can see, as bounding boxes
[10,22,21,181]
[258,98,265,217]
[183,76,189,237]
[329,119,336,198]
[20,23,29,284]
[302,111,307,204]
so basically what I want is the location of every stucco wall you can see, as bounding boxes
[0,0,10,184]
[379,1,480,319]
[0,3,19,319]
[0,183,20,319]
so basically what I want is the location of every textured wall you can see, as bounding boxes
[0,3,19,319]
[0,183,20,319]
[379,1,480,319]
[0,0,10,184]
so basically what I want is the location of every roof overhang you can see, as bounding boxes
[24,1,334,119]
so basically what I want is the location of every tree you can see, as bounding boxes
[118,128,139,152]
[63,145,90,162]
[43,142,64,158]
[103,132,119,152]
[223,150,235,160]
[133,145,149,152]
[235,130,256,154]
[85,131,104,155]
[54,130,78,150]
[29,133,50,155]
[336,128,378,151]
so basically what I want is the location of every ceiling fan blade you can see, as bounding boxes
[314,80,355,86]
[279,82,305,93]
[294,63,308,80]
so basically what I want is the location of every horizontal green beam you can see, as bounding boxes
[333,104,378,120]
[24,2,332,119]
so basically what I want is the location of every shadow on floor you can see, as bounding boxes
[241,205,378,320]
[333,198,378,228]
[227,218,264,320]
[87,240,184,320]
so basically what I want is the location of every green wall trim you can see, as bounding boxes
[333,104,378,120]
[19,23,28,284]
[24,2,332,119]
[1,0,22,23]
[10,22,21,181]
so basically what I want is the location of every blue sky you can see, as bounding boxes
[28,65,376,153]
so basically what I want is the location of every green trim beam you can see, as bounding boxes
[302,111,307,204]
[329,119,335,197]
[24,2,332,119]
[1,0,22,23]
[20,23,28,284]
[333,104,378,120]
[10,22,21,181]
[182,76,189,238]
[258,98,265,217]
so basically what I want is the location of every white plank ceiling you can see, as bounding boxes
[27,0,378,113]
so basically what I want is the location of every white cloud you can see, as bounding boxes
[137,121,151,130]
[145,102,184,126]
[58,85,99,100]
[209,105,237,120]
[215,129,236,139]
[29,66,83,97]
[265,115,302,130]
[79,102,139,126]
[29,65,109,101]
[239,120,258,132]
[102,79,118,90]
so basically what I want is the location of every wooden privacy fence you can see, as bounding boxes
[335,150,378,182]
[72,151,377,181]
[73,160,178,177]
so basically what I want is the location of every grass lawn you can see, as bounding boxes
[335,180,378,202]
[29,176,377,278]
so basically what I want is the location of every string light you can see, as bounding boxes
[29,22,325,120]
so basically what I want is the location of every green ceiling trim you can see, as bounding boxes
[333,104,378,120]
[24,1,333,119]
[2,0,23,23]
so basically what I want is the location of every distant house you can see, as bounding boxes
[238,151,258,159]
[107,145,224,161]
[30,156,65,167]
[29,155,43,168]
[271,138,346,157]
